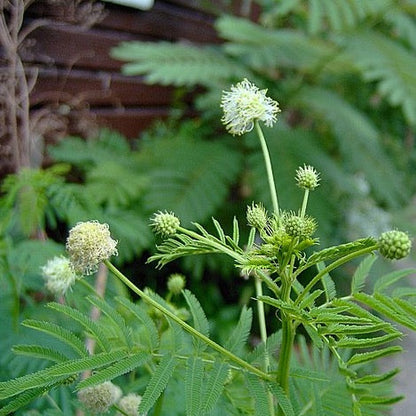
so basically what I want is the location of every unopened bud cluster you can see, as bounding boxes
[282,213,316,239]
[167,273,186,295]
[150,211,180,238]
[247,203,268,230]
[378,230,412,260]
[295,165,320,190]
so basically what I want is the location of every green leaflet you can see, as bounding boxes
[115,297,159,351]
[47,302,109,353]
[355,368,400,385]
[224,306,252,356]
[373,268,416,293]
[347,346,402,366]
[11,345,69,363]
[183,289,210,352]
[335,333,401,349]
[0,350,127,399]
[0,386,52,416]
[351,255,377,294]
[200,360,229,414]
[138,355,178,414]
[76,352,149,390]
[185,356,204,416]
[21,320,87,358]
[269,384,295,416]
[245,374,272,416]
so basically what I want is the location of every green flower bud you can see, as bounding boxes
[247,202,268,230]
[378,230,412,260]
[295,165,320,190]
[66,221,118,275]
[150,211,180,238]
[77,381,122,414]
[41,256,78,296]
[116,393,145,416]
[283,213,317,239]
[167,273,186,295]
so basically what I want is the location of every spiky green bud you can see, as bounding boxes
[247,203,268,230]
[295,165,320,190]
[150,211,180,238]
[77,381,122,414]
[378,230,412,260]
[66,221,118,275]
[167,273,186,295]
[283,213,317,239]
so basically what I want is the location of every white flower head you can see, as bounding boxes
[41,256,78,297]
[116,393,146,416]
[221,79,281,136]
[66,221,118,275]
[78,381,122,414]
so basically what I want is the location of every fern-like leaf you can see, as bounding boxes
[11,345,69,363]
[182,289,210,352]
[245,374,272,416]
[185,356,204,416]
[200,360,229,414]
[138,355,177,414]
[47,302,109,353]
[351,255,377,294]
[21,320,87,358]
[111,42,248,87]
[76,351,148,390]
[224,306,252,356]
[373,268,416,293]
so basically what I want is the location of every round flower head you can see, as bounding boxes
[77,381,122,414]
[116,393,146,416]
[150,211,180,238]
[41,256,78,297]
[247,202,268,230]
[283,212,317,239]
[167,273,186,295]
[295,165,320,190]
[220,79,281,136]
[378,230,412,260]
[66,221,118,275]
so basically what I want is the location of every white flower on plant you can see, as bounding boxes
[77,381,122,414]
[41,256,78,297]
[220,79,281,136]
[66,221,118,275]
[116,393,146,416]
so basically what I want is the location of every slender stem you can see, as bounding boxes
[255,121,279,214]
[276,277,295,416]
[300,189,309,218]
[294,245,378,306]
[104,260,273,382]
[255,277,275,416]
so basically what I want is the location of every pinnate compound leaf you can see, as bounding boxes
[76,352,148,390]
[138,355,177,414]
[245,374,272,416]
[224,306,252,356]
[185,356,204,416]
[11,345,69,363]
[351,255,377,294]
[21,319,87,358]
[201,360,229,414]
[183,289,210,346]
[373,268,416,293]
[270,384,296,416]
[347,346,402,366]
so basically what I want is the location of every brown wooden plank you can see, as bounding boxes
[23,22,143,71]
[98,2,220,43]
[30,68,176,106]
[89,107,171,138]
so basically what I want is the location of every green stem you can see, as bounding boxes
[104,260,273,382]
[276,277,295,415]
[255,277,275,416]
[294,245,378,306]
[300,189,309,218]
[255,121,279,214]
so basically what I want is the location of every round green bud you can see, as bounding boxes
[150,211,180,238]
[295,165,320,190]
[247,203,268,230]
[302,215,317,239]
[167,273,186,295]
[283,213,304,238]
[77,381,122,414]
[66,221,118,275]
[116,393,145,416]
[378,230,412,260]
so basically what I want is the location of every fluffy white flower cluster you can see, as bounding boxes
[41,256,78,297]
[220,79,281,136]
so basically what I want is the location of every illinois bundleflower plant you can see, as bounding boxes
[1,79,414,416]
